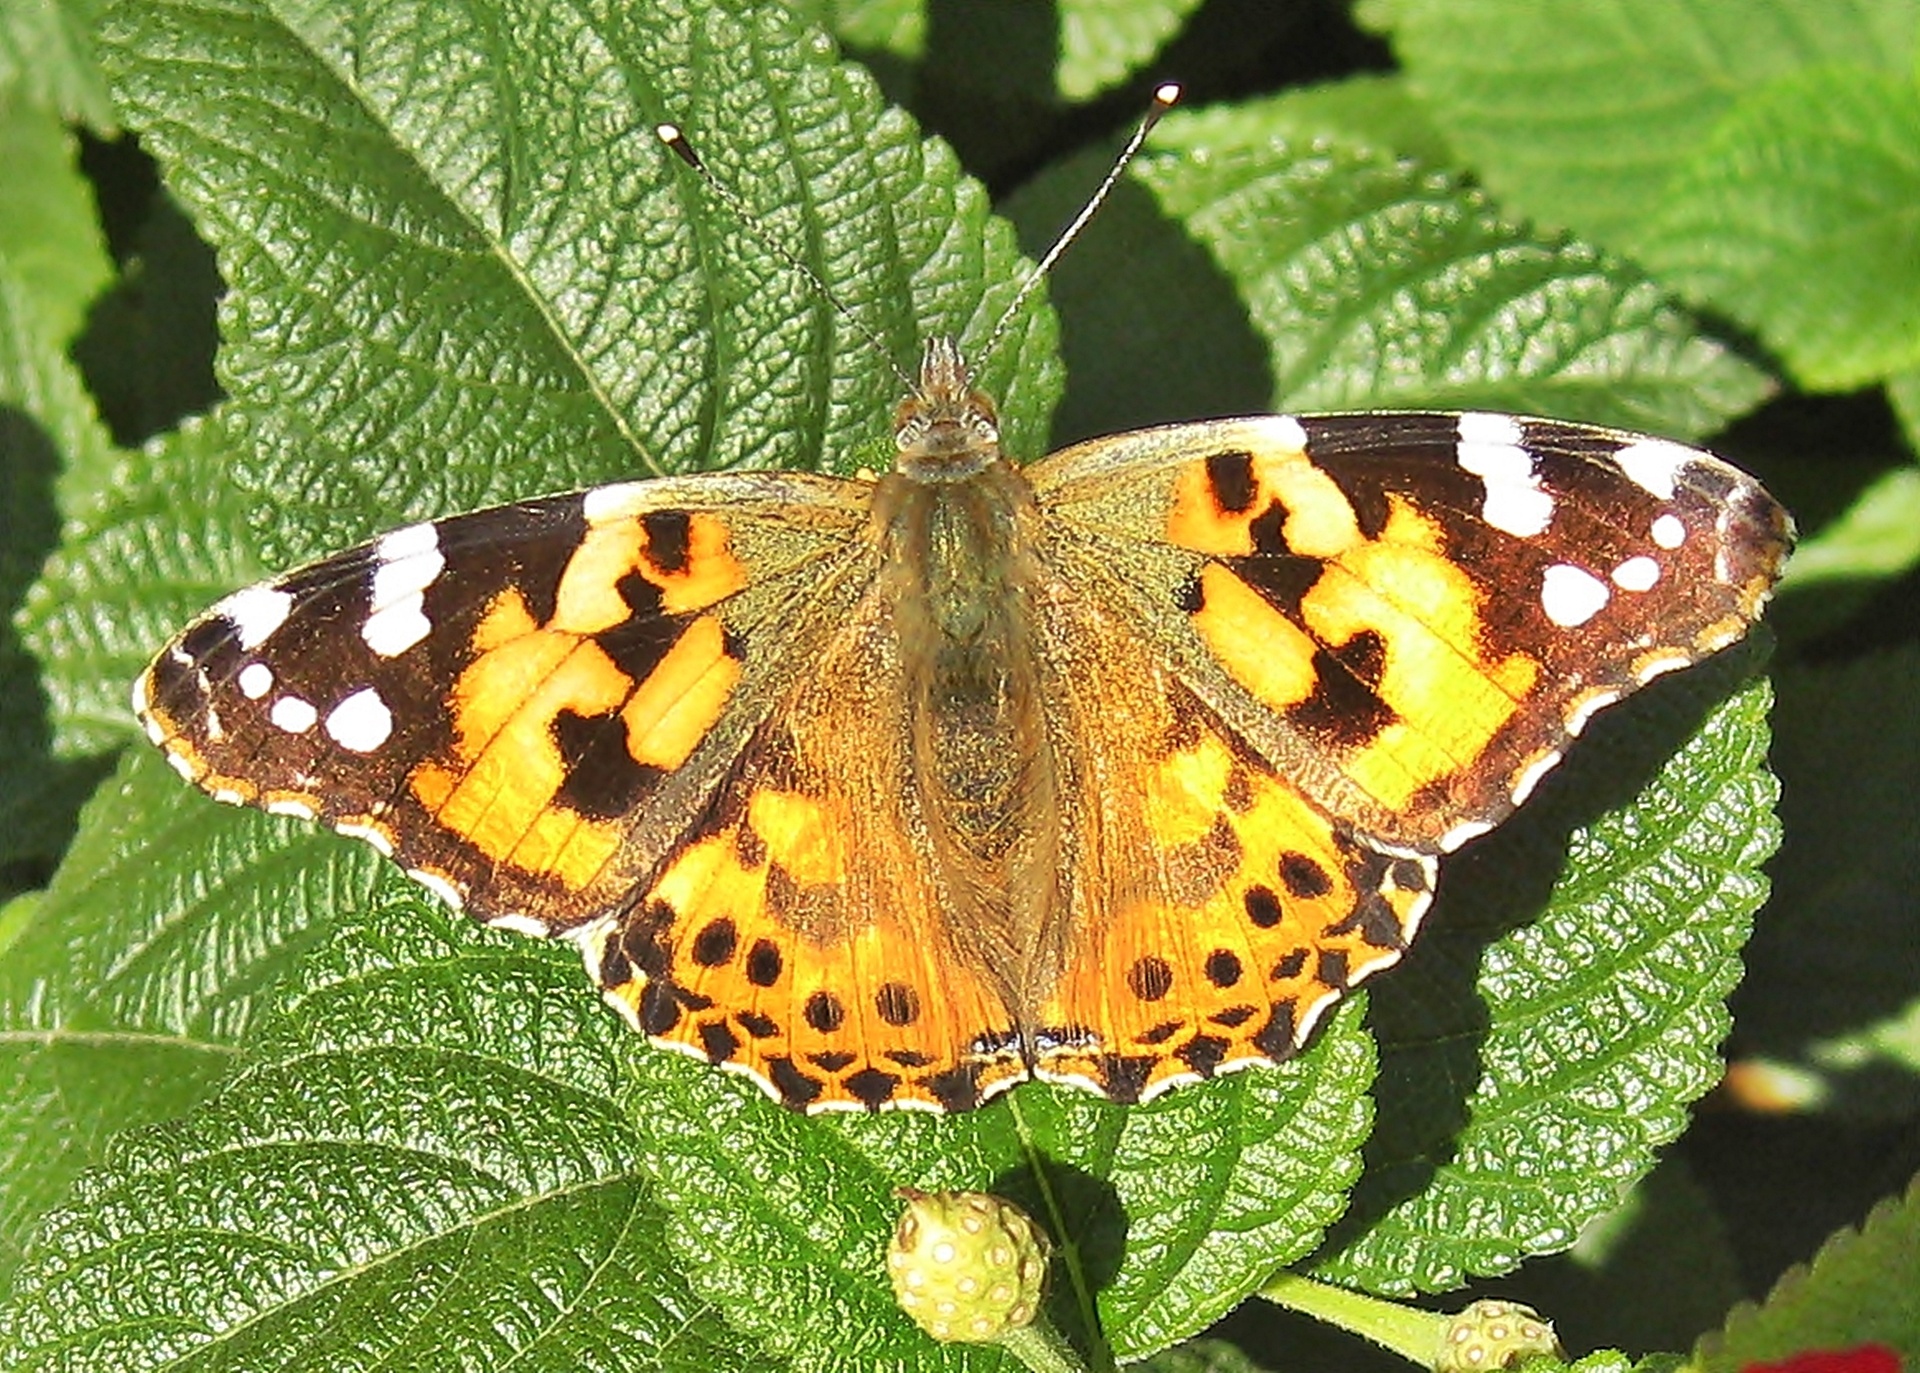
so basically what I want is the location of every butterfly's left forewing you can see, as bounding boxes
[1032,412,1790,852]
[135,470,878,935]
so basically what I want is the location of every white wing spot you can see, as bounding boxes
[1439,818,1494,852]
[583,481,651,524]
[130,672,151,714]
[375,521,440,562]
[363,524,445,658]
[1565,687,1621,736]
[215,586,293,650]
[408,867,466,910]
[325,688,393,753]
[269,695,318,733]
[237,662,275,698]
[167,752,199,782]
[1263,414,1310,453]
[1651,513,1687,549]
[1615,439,1693,501]
[487,913,552,938]
[1540,564,1610,627]
[362,600,433,657]
[333,819,396,857]
[1456,413,1555,537]
[1611,556,1661,592]
[265,797,318,820]
[1510,749,1564,806]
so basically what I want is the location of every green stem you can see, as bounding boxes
[1257,1272,1447,1368]
[996,1319,1093,1373]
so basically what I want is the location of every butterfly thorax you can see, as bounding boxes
[871,339,1067,1006]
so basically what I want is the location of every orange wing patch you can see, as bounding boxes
[590,701,1027,1112]
[411,511,747,895]
[1035,679,1434,1104]
[1173,448,1541,815]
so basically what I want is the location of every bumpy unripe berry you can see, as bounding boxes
[1435,1299,1562,1371]
[887,1188,1051,1344]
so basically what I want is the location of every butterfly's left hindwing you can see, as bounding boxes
[135,471,876,934]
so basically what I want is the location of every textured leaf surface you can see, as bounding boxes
[19,414,258,756]
[1371,0,1919,251]
[0,750,377,1290]
[1007,106,1771,448]
[0,876,757,1372]
[1310,672,1780,1294]
[1695,1171,1920,1372]
[625,998,1375,1366]
[104,0,1055,572]
[1521,1157,1742,1358]
[1638,67,1920,391]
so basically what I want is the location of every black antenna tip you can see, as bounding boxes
[656,123,702,169]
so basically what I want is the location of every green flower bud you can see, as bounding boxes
[1435,1299,1562,1372]
[887,1188,1051,1344]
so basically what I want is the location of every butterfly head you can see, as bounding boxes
[893,336,1002,483]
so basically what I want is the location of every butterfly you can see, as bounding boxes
[133,82,1792,1112]
[134,320,1791,1113]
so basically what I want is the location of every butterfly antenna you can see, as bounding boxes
[655,123,916,392]
[973,81,1181,380]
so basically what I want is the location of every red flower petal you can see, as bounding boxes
[1740,1344,1903,1373]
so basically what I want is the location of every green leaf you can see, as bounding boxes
[1369,0,1919,253]
[1694,1170,1920,1372]
[1638,66,1920,391]
[1164,75,1458,169]
[1518,1157,1743,1357]
[624,1000,1375,1365]
[1778,465,1920,590]
[1006,110,1771,448]
[0,0,114,130]
[1135,1338,1267,1373]
[807,0,1201,104]
[1311,671,1780,1294]
[815,0,925,61]
[0,875,760,1371]
[0,209,119,879]
[1056,0,1204,102]
[102,0,1055,572]
[1889,369,1920,455]
[0,96,114,345]
[18,412,258,757]
[0,893,38,962]
[0,749,377,1291]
